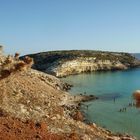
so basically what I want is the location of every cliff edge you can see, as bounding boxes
[24,50,140,77]
[0,52,135,140]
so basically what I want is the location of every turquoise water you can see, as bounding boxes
[62,67,140,139]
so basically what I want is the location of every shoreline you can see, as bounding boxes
[63,90,136,140]
[68,95,137,140]
[59,67,140,78]
[21,50,140,139]
[0,51,137,139]
[25,50,140,78]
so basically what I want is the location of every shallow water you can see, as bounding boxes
[62,68,140,139]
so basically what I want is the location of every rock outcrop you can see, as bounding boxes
[0,52,136,140]
[23,50,140,77]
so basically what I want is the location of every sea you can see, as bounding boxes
[62,53,140,139]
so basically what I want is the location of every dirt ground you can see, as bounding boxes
[0,54,135,140]
[0,114,80,140]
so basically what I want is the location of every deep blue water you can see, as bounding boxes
[62,54,140,139]
[133,53,140,60]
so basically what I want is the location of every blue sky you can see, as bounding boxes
[0,0,140,55]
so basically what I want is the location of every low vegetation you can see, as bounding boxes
[23,50,140,72]
[0,53,33,80]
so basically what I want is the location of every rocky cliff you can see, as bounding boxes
[0,53,135,140]
[23,50,140,77]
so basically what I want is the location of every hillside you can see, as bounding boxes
[0,53,135,140]
[23,50,140,77]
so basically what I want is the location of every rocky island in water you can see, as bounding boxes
[0,50,139,140]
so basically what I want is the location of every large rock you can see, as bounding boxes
[22,50,140,77]
[133,90,140,101]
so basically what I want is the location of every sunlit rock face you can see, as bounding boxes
[50,58,127,77]
[22,50,140,77]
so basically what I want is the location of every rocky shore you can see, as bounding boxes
[23,50,140,77]
[0,52,137,139]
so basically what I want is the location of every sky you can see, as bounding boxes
[0,0,140,55]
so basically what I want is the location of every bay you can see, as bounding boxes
[62,54,140,139]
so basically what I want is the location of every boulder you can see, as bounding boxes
[133,90,140,101]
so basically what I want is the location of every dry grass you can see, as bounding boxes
[14,52,20,59]
[24,56,34,65]
[0,53,34,79]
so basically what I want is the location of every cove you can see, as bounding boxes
[62,68,140,139]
